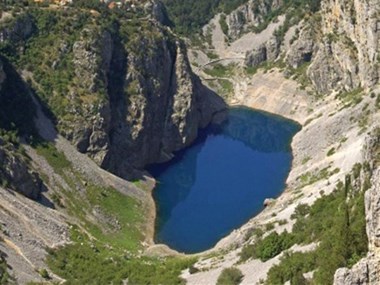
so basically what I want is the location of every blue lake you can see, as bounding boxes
[149,107,301,253]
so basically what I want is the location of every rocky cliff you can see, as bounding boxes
[0,5,225,180]
[0,56,44,200]
[231,0,379,94]
[224,0,283,40]
[68,20,225,179]
[307,0,379,93]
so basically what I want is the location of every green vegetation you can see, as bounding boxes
[240,231,295,262]
[163,0,322,38]
[240,168,369,284]
[327,147,336,156]
[161,0,247,35]
[245,59,286,76]
[337,87,364,107]
[216,267,244,285]
[204,63,236,77]
[297,166,340,188]
[0,254,10,285]
[48,230,195,285]
[287,61,312,90]
[31,141,196,284]
[38,268,50,280]
[219,14,229,37]
[34,141,71,175]
[301,156,311,165]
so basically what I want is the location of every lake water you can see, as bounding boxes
[149,107,301,253]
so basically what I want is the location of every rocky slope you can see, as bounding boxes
[0,2,224,283]
[0,0,378,283]
[334,132,380,285]
[186,0,380,282]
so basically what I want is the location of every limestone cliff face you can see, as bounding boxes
[65,18,225,178]
[0,142,43,200]
[235,0,379,93]
[225,0,283,40]
[0,59,43,200]
[67,28,113,165]
[298,0,379,93]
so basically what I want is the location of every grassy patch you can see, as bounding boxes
[34,141,71,175]
[297,166,340,188]
[242,167,369,284]
[0,254,11,284]
[48,230,195,285]
[327,147,336,156]
[204,63,235,78]
[266,172,369,284]
[336,87,364,107]
[85,185,144,250]
[301,156,311,165]
[217,267,243,285]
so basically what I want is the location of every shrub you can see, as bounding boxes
[39,268,50,279]
[327,147,336,156]
[216,267,243,285]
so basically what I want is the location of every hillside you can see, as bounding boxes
[0,0,379,284]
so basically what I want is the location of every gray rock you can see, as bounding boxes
[308,0,379,93]
[245,44,267,67]
[65,22,226,179]
[286,29,315,68]
[307,42,344,93]
[265,36,281,62]
[225,0,283,40]
[0,145,43,200]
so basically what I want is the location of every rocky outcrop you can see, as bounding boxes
[0,13,35,44]
[245,44,267,67]
[286,29,315,68]
[144,0,172,26]
[334,254,380,285]
[245,36,280,67]
[308,0,379,93]
[61,21,225,179]
[0,142,43,200]
[102,31,225,178]
[225,0,283,40]
[67,28,112,164]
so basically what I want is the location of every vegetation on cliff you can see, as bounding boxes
[240,164,369,284]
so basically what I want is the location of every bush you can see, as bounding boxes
[39,268,50,279]
[216,267,243,285]
[268,167,369,284]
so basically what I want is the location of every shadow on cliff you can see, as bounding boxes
[0,55,58,208]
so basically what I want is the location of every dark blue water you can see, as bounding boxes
[149,107,300,253]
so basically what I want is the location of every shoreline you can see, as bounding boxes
[145,68,369,262]
[144,96,304,257]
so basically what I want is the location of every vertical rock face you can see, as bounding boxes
[68,22,225,178]
[102,33,225,178]
[225,0,283,40]
[70,28,112,165]
[286,29,315,68]
[0,58,43,200]
[0,144,44,200]
[308,0,379,93]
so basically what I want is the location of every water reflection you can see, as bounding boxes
[149,107,300,253]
